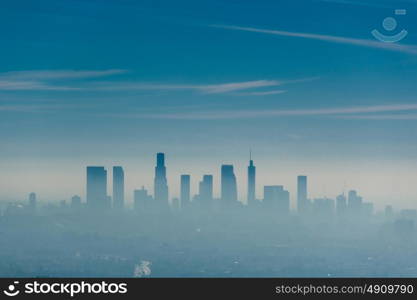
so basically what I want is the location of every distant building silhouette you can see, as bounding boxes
[28,192,37,211]
[247,155,256,206]
[347,190,362,216]
[297,176,308,214]
[336,193,347,217]
[400,209,417,220]
[313,197,335,218]
[385,205,394,219]
[112,166,124,209]
[198,175,213,208]
[134,187,152,211]
[397,209,416,234]
[86,166,108,209]
[221,165,238,205]
[154,153,169,209]
[60,200,67,208]
[71,195,82,210]
[180,175,191,209]
[263,185,290,214]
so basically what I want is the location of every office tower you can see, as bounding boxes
[247,155,256,206]
[134,187,152,211]
[221,165,238,204]
[347,190,362,215]
[71,195,82,209]
[199,175,213,208]
[180,175,191,209]
[112,166,124,209]
[263,185,290,214]
[154,153,169,209]
[86,166,108,209]
[297,175,307,214]
[336,193,347,216]
[313,197,335,218]
[28,192,37,211]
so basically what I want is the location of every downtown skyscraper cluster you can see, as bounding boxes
[83,152,375,219]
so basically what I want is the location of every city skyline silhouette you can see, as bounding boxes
[4,152,407,219]
[1,0,417,279]
[1,0,417,211]
[2,151,417,278]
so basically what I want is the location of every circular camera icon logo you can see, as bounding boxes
[371,9,408,43]
[3,281,20,297]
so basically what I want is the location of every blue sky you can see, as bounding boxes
[1,0,417,209]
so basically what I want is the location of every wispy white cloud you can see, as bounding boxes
[0,104,79,112]
[96,80,283,93]
[0,69,314,94]
[93,77,318,94]
[0,69,127,91]
[199,80,282,94]
[238,90,287,96]
[130,103,417,120]
[0,80,81,91]
[0,69,127,80]
[212,25,417,55]
[335,113,417,120]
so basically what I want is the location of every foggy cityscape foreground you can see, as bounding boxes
[1,152,417,278]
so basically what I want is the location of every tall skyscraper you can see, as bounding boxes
[221,165,238,204]
[112,166,124,209]
[180,174,191,209]
[154,153,169,209]
[297,175,307,214]
[28,192,37,211]
[199,175,213,208]
[86,166,108,209]
[263,185,290,214]
[247,154,256,206]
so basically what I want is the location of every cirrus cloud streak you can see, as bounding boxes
[126,103,417,120]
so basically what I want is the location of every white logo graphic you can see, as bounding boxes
[4,281,128,297]
[372,9,408,43]
[3,281,20,297]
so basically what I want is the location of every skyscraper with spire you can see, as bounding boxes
[247,151,256,206]
[154,153,169,209]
